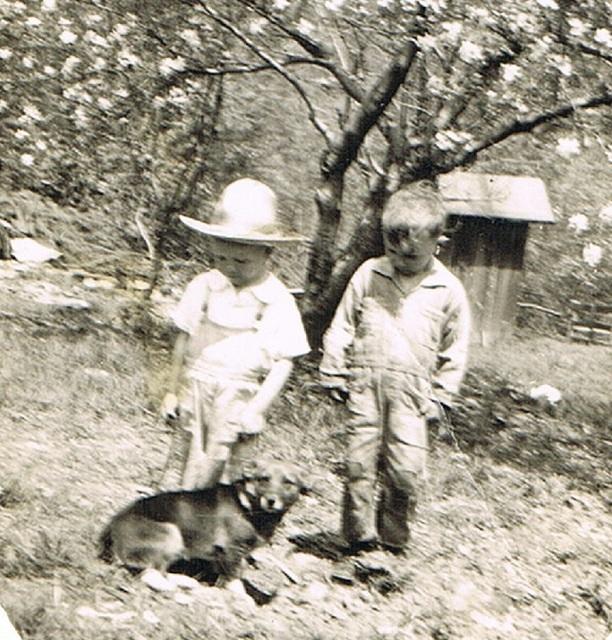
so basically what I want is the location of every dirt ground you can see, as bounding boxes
[0,260,610,640]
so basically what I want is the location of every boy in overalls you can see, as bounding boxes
[320,188,471,553]
[161,178,310,489]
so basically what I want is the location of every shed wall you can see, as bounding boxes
[440,216,528,346]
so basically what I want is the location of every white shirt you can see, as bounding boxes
[171,269,310,380]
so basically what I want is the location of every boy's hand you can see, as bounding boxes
[161,392,180,423]
[320,374,349,403]
[238,405,266,435]
[427,402,453,443]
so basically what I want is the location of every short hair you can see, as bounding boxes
[382,189,446,237]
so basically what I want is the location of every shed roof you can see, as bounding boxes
[438,172,555,223]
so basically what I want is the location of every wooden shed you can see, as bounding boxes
[437,172,555,346]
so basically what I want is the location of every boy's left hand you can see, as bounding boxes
[238,405,266,435]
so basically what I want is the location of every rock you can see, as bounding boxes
[10,238,61,263]
[0,605,22,640]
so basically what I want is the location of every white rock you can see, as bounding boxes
[529,384,562,405]
[0,605,23,640]
[141,568,177,592]
[10,238,61,263]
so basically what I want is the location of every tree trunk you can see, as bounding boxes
[301,40,419,348]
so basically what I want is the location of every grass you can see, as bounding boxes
[0,274,611,640]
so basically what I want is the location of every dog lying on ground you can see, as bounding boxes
[99,460,306,589]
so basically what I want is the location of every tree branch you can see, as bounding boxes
[197,2,332,145]
[322,39,420,178]
[441,89,612,170]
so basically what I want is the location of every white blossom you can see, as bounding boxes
[73,106,89,127]
[441,21,462,43]
[434,130,469,151]
[61,55,81,75]
[85,13,104,24]
[180,29,201,48]
[325,0,346,10]
[112,23,130,38]
[97,97,113,110]
[536,0,558,9]
[377,0,394,7]
[567,213,589,233]
[556,137,580,158]
[297,19,314,35]
[118,48,139,68]
[20,153,35,166]
[272,0,290,9]
[12,1,26,12]
[59,30,78,45]
[557,58,573,77]
[0,99,8,112]
[23,104,43,121]
[416,34,438,52]
[25,17,42,27]
[15,129,29,140]
[567,18,586,38]
[599,204,612,224]
[43,65,56,75]
[84,30,109,47]
[248,18,267,35]
[594,28,612,48]
[582,243,602,267]
[92,57,107,71]
[458,41,483,64]
[159,57,186,76]
[516,101,529,113]
[22,57,34,69]
[0,48,12,60]
[426,75,445,94]
[41,0,57,11]
[35,140,47,151]
[502,64,521,82]
[168,87,189,107]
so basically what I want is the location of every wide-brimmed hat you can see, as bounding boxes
[179,178,305,245]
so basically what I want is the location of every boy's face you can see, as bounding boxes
[383,223,439,275]
[209,238,271,288]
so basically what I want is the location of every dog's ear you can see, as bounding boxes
[299,482,312,495]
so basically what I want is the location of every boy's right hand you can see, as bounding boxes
[320,374,349,403]
[160,392,180,423]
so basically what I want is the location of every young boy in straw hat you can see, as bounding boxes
[320,186,471,554]
[161,178,310,489]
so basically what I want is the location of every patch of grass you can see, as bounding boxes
[0,530,81,580]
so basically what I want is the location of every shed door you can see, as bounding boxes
[440,216,528,346]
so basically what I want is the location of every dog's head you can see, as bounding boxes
[237,460,308,514]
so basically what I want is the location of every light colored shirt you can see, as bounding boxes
[320,256,471,407]
[171,269,310,380]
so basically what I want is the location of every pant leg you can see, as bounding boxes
[342,369,382,544]
[179,379,224,489]
[196,380,262,487]
[377,379,428,549]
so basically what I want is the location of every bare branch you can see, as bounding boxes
[322,39,420,178]
[196,2,332,145]
[444,90,612,169]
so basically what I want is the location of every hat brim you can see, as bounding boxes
[179,215,305,245]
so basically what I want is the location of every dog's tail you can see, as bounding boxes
[98,522,114,563]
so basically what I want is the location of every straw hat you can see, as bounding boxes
[179,178,304,245]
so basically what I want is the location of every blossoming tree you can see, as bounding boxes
[1,0,610,344]
[200,0,610,342]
